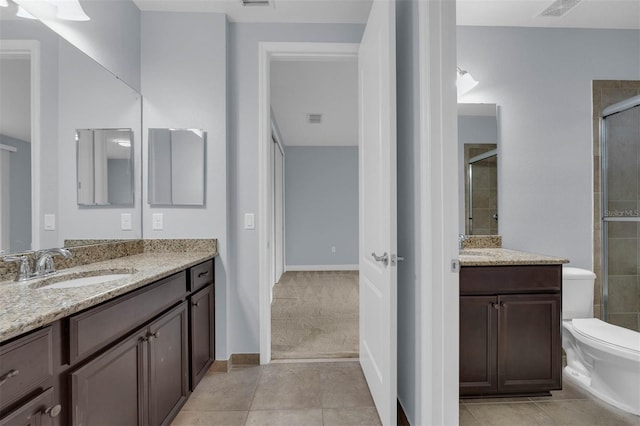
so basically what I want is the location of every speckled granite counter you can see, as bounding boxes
[459,248,569,267]
[0,250,216,343]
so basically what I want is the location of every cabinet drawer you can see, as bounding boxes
[189,260,214,291]
[0,387,56,426]
[0,327,53,409]
[460,265,561,295]
[69,271,187,364]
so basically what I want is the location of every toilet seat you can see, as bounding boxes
[571,318,640,355]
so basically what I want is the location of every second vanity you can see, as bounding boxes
[0,243,216,426]
[459,246,569,398]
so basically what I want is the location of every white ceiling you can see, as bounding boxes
[270,59,358,147]
[132,0,640,29]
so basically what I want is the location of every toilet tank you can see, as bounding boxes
[562,266,596,320]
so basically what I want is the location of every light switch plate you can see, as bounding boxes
[44,214,56,231]
[121,213,132,230]
[244,213,255,230]
[152,213,164,230]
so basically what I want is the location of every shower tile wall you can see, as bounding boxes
[464,144,498,235]
[593,81,640,331]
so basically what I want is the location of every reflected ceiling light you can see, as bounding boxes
[16,5,37,19]
[0,0,9,7]
[457,66,479,99]
[50,0,89,21]
[11,0,90,21]
[113,139,131,147]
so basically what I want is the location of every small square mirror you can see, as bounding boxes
[148,128,206,206]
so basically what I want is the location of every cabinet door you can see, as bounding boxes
[148,302,189,426]
[498,294,561,393]
[459,296,498,396]
[190,284,215,389]
[70,330,147,426]
[0,387,57,426]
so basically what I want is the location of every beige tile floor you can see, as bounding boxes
[460,378,640,426]
[271,271,359,360]
[171,361,381,426]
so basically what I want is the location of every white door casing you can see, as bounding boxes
[358,1,397,425]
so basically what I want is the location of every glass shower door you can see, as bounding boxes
[602,98,640,331]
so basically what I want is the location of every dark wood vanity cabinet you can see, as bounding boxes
[460,265,562,397]
[70,302,189,426]
[1,258,216,426]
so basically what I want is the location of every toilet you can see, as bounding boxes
[562,266,640,416]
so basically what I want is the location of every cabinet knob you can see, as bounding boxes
[0,369,19,386]
[192,301,200,307]
[148,331,160,340]
[45,404,62,418]
[492,303,500,310]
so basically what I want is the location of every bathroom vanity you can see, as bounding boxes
[459,248,568,397]
[0,249,216,426]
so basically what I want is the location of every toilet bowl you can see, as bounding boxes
[562,266,640,416]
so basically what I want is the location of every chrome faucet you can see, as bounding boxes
[2,253,35,281]
[2,248,72,282]
[35,248,72,277]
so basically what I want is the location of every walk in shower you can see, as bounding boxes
[601,93,640,332]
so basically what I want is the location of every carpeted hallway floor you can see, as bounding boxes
[271,271,359,360]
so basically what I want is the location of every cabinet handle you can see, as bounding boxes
[197,270,210,278]
[0,369,19,385]
[492,303,500,310]
[44,404,62,418]
[192,300,200,307]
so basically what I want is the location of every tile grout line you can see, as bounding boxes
[244,364,265,425]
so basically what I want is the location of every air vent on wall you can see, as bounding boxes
[241,0,270,6]
[539,0,582,17]
[307,113,323,124]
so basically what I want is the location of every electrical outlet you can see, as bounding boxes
[331,246,336,253]
[121,213,132,230]
[44,214,56,231]
[152,213,163,230]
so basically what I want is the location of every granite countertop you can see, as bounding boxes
[459,248,569,267]
[0,250,216,343]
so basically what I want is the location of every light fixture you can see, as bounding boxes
[16,5,37,19]
[0,0,9,7]
[241,0,270,6]
[113,139,131,147]
[11,0,90,21]
[457,66,478,99]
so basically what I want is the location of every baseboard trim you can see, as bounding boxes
[230,353,260,368]
[285,264,359,272]
[211,360,229,372]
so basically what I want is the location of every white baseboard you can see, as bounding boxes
[285,264,359,272]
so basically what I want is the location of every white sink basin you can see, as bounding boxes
[34,270,135,289]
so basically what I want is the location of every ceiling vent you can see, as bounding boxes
[307,113,323,124]
[241,0,271,6]
[539,0,582,17]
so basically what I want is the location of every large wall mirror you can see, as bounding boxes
[148,128,206,206]
[458,103,499,235]
[0,13,142,255]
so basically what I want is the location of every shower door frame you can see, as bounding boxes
[600,94,640,321]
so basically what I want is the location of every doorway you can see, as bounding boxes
[268,56,360,360]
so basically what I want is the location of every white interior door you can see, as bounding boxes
[358,1,397,425]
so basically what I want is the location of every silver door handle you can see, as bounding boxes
[371,252,389,266]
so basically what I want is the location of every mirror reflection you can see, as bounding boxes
[148,128,206,206]
[77,128,134,206]
[458,103,499,235]
[1,15,142,255]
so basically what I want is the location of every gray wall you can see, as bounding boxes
[458,26,640,270]
[228,23,364,353]
[284,146,358,267]
[1,135,31,252]
[141,11,229,359]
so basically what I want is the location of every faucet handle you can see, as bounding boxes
[35,248,72,276]
[2,254,34,282]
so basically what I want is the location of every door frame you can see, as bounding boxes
[257,42,360,364]
[0,40,41,252]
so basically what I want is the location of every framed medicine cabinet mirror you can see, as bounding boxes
[148,128,206,206]
[76,128,134,206]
